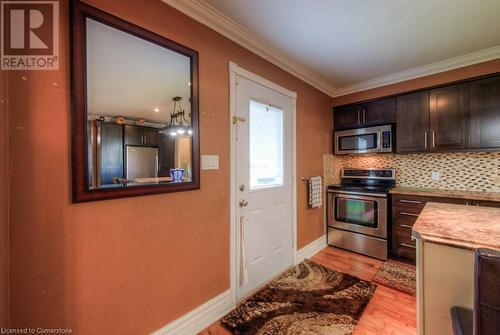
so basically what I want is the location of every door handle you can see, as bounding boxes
[239,199,248,207]
[424,131,428,149]
[400,199,422,204]
[432,131,436,148]
[400,211,419,217]
[240,215,248,286]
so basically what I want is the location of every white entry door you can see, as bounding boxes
[234,75,294,299]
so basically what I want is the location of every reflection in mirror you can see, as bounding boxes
[85,18,193,189]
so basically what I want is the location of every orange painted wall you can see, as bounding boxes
[332,58,500,106]
[6,0,331,333]
[0,70,9,326]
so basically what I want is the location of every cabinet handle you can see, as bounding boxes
[400,211,419,217]
[400,199,422,204]
[400,224,413,228]
[401,243,416,249]
[432,131,436,148]
[424,131,428,149]
[357,110,361,124]
[363,109,366,123]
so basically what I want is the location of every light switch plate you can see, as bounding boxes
[201,155,219,170]
[431,171,440,181]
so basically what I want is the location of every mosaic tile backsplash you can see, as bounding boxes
[324,152,500,192]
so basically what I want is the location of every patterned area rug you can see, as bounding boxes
[221,259,376,335]
[372,261,416,295]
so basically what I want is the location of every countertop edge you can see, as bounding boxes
[412,202,500,251]
[390,187,500,202]
[411,230,484,251]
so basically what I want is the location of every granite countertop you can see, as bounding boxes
[390,186,500,202]
[412,202,500,250]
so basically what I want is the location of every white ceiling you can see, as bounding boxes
[194,0,500,95]
[86,18,191,124]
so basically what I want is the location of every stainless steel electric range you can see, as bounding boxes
[327,168,396,260]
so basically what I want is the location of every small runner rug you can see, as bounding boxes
[372,261,416,295]
[221,259,376,335]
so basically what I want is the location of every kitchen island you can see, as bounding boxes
[412,202,500,335]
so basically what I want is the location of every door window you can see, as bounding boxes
[249,100,284,189]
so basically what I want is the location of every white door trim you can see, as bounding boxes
[229,62,297,304]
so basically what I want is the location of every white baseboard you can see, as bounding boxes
[295,234,327,264]
[152,235,327,335]
[151,290,233,335]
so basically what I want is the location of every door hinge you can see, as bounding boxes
[232,116,246,124]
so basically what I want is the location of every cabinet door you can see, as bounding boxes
[124,125,142,145]
[470,76,500,149]
[362,97,396,126]
[396,91,430,152]
[99,123,123,185]
[333,104,361,130]
[429,83,469,150]
[142,127,159,147]
[158,133,175,176]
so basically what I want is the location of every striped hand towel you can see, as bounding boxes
[308,176,322,208]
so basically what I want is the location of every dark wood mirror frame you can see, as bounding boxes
[71,1,200,203]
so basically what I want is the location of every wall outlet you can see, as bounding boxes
[201,155,219,170]
[431,171,440,181]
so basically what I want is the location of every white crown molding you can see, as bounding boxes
[161,0,336,97]
[162,0,500,98]
[332,45,500,97]
[151,290,232,335]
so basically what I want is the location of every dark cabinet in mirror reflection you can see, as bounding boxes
[71,1,199,202]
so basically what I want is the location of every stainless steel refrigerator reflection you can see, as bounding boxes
[126,146,159,179]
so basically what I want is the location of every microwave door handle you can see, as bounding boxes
[378,131,382,152]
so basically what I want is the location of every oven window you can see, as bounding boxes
[335,197,378,228]
[338,133,378,151]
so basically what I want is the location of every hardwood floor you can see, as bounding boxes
[200,246,416,335]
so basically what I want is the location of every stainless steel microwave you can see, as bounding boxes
[334,124,393,154]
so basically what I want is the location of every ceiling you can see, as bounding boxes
[86,18,191,124]
[167,0,500,96]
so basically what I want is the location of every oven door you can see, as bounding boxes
[328,192,387,239]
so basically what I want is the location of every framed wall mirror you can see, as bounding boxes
[71,1,199,202]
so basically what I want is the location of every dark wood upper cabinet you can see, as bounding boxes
[334,104,361,130]
[470,76,500,149]
[124,125,142,146]
[334,97,396,130]
[429,83,469,151]
[362,97,396,126]
[124,125,159,147]
[334,72,500,154]
[99,123,124,185]
[142,127,160,147]
[396,91,430,153]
